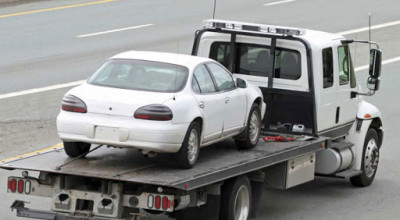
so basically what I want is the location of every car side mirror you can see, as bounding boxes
[236,78,247,88]
[367,77,380,91]
[369,49,382,78]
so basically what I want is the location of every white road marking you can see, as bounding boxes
[264,0,296,6]
[336,20,400,36]
[355,56,400,72]
[0,80,85,100]
[76,24,154,38]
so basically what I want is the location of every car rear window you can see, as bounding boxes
[88,59,189,93]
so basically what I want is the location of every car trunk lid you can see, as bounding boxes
[69,84,174,117]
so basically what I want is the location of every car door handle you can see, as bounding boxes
[199,101,205,108]
[225,97,230,103]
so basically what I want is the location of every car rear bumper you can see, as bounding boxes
[57,112,189,153]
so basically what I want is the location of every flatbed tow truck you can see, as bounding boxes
[1,20,383,220]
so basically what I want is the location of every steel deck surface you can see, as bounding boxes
[0,138,326,190]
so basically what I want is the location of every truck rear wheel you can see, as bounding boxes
[176,122,201,169]
[350,128,380,187]
[63,142,91,158]
[235,103,261,150]
[220,175,252,220]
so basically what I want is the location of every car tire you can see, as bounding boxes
[220,175,252,220]
[177,122,201,169]
[63,142,91,158]
[235,103,261,150]
[350,128,380,187]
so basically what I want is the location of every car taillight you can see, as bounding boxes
[134,104,173,121]
[61,94,87,113]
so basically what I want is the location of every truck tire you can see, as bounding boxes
[63,142,91,158]
[235,103,261,150]
[177,122,201,169]
[350,128,380,187]
[220,175,252,220]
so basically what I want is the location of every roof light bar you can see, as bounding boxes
[203,19,305,36]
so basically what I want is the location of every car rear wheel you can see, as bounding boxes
[235,103,261,150]
[177,122,201,169]
[63,142,91,158]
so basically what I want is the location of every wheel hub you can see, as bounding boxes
[249,111,260,144]
[187,129,199,163]
[234,185,250,220]
[364,138,379,178]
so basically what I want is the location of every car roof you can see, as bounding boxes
[110,51,213,68]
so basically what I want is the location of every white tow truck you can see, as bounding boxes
[2,20,383,220]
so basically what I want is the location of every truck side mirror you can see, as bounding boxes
[236,78,247,88]
[367,77,380,91]
[369,49,382,78]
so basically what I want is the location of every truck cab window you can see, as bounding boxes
[209,43,231,69]
[274,49,301,80]
[210,42,301,80]
[322,47,334,88]
[338,45,356,87]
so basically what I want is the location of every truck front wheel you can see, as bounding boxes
[63,142,91,158]
[220,175,252,220]
[350,128,380,187]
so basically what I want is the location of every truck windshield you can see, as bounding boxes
[88,59,189,93]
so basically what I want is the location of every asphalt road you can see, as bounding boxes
[0,0,399,219]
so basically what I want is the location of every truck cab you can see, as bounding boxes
[193,19,382,138]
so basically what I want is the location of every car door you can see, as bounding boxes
[191,64,225,143]
[206,63,247,136]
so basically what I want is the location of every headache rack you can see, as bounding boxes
[203,19,306,36]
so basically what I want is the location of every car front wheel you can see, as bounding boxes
[63,142,91,158]
[235,103,261,150]
[177,122,201,169]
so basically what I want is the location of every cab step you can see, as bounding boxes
[335,169,362,178]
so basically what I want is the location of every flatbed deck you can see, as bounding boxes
[0,137,326,191]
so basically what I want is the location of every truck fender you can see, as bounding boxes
[356,100,382,119]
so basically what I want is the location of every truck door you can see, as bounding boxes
[318,47,337,131]
[334,42,359,127]
[192,64,225,142]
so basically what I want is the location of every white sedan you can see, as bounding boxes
[57,51,266,168]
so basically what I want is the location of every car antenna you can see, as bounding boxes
[369,13,372,51]
[213,0,217,19]
[173,41,179,101]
